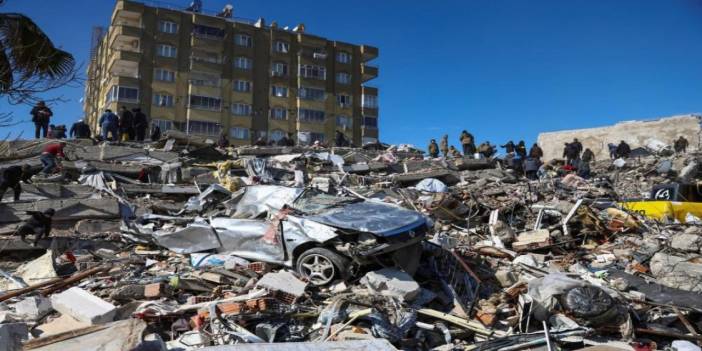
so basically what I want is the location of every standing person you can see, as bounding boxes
[0,165,33,202]
[448,145,462,158]
[133,108,148,142]
[516,140,527,158]
[563,142,579,166]
[608,143,618,159]
[478,141,495,158]
[571,138,583,158]
[40,141,68,175]
[439,135,449,158]
[118,106,135,141]
[217,131,230,148]
[150,123,162,141]
[53,125,67,139]
[460,130,476,156]
[69,119,91,139]
[524,157,542,180]
[529,143,543,160]
[501,140,516,154]
[581,148,595,163]
[428,139,439,158]
[674,136,689,153]
[616,140,631,158]
[99,109,119,141]
[30,101,53,139]
[285,133,295,146]
[15,208,55,246]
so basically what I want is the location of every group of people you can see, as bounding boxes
[99,106,150,142]
[428,130,495,159]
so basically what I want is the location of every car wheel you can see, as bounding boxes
[296,247,349,286]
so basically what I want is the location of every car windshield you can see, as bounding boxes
[292,189,361,214]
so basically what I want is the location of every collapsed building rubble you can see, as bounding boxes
[1,136,702,350]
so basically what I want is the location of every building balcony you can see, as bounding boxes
[360,45,378,62]
[109,26,141,53]
[190,34,225,50]
[189,58,223,73]
[107,51,140,79]
[361,64,378,82]
[111,1,143,28]
[362,86,378,96]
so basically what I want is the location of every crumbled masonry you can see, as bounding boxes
[1,134,702,350]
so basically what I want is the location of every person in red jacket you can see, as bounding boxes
[40,141,68,175]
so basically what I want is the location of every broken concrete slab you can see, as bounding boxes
[0,198,120,224]
[0,322,28,351]
[12,296,52,320]
[360,268,421,301]
[50,287,117,325]
[256,271,308,297]
[649,252,702,292]
[670,233,702,253]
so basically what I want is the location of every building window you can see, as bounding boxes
[106,86,139,103]
[270,108,287,120]
[234,80,252,92]
[192,24,225,39]
[189,72,220,87]
[363,94,378,109]
[299,64,326,80]
[234,56,252,70]
[156,44,177,58]
[271,62,288,77]
[231,103,252,116]
[188,120,221,136]
[336,72,351,85]
[153,94,174,107]
[275,41,289,53]
[270,129,285,141]
[271,86,288,98]
[312,49,327,60]
[191,50,220,64]
[189,95,221,111]
[299,108,325,123]
[235,34,253,47]
[152,119,173,132]
[154,68,175,82]
[230,127,250,140]
[337,51,351,64]
[337,94,352,108]
[310,132,325,142]
[336,115,352,129]
[158,21,178,34]
[363,116,378,128]
[298,87,325,101]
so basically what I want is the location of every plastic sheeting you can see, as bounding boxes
[415,178,448,193]
[233,186,303,219]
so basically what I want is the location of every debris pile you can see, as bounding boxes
[1,136,702,351]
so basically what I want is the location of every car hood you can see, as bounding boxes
[306,201,427,237]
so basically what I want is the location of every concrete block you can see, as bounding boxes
[12,296,52,320]
[0,323,28,351]
[360,268,421,301]
[256,271,307,297]
[50,287,116,325]
[670,233,702,252]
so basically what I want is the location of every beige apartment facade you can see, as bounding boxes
[84,0,379,146]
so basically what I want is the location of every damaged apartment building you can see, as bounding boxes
[84,0,381,146]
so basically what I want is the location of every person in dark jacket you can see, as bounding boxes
[428,139,439,158]
[478,141,495,158]
[501,140,516,154]
[581,148,595,163]
[571,138,583,157]
[0,165,32,202]
[15,208,54,246]
[460,130,476,155]
[133,108,149,142]
[674,136,689,153]
[30,101,53,139]
[70,119,91,138]
[217,131,230,148]
[529,143,543,160]
[150,124,162,141]
[608,143,618,159]
[335,130,349,147]
[616,140,631,158]
[99,109,119,141]
[524,157,542,180]
[563,142,579,166]
[52,125,67,139]
[118,106,135,141]
[516,140,527,158]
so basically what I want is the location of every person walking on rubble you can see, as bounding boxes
[70,119,91,139]
[217,131,230,148]
[581,148,595,163]
[99,109,119,141]
[524,157,542,180]
[501,140,516,155]
[516,140,527,158]
[118,106,135,141]
[30,101,53,139]
[133,108,149,142]
[563,142,579,166]
[571,138,583,158]
[448,145,462,158]
[608,143,617,159]
[460,130,476,156]
[529,143,543,160]
[674,136,689,153]
[150,124,161,141]
[478,141,495,158]
[40,141,68,175]
[0,165,33,202]
[439,135,449,158]
[616,140,631,158]
[428,139,439,158]
[15,208,54,246]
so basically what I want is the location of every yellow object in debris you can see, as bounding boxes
[213,159,246,192]
[619,200,702,223]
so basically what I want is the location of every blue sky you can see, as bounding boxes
[2,0,702,147]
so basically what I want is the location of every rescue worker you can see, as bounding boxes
[448,145,462,158]
[581,148,595,163]
[524,157,542,180]
[99,109,119,141]
[118,106,135,141]
[15,208,54,246]
[608,143,618,159]
[133,108,149,142]
[40,141,67,175]
[563,142,579,166]
[501,140,516,154]
[529,143,543,160]
[428,139,439,158]
[674,136,689,153]
[69,119,91,139]
[460,130,476,156]
[439,135,449,158]
[30,101,53,139]
[0,165,32,202]
[478,141,495,158]
[616,140,631,158]
[571,138,583,158]
[516,140,527,158]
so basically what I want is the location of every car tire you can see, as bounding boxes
[296,247,349,286]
